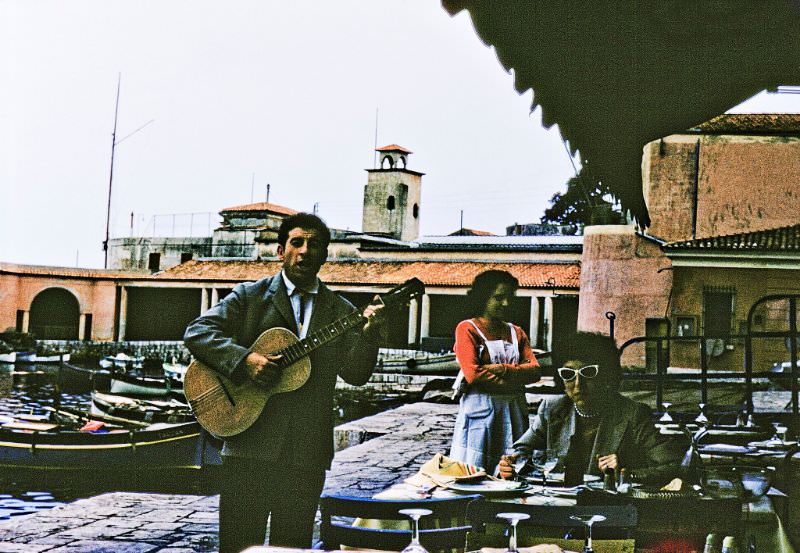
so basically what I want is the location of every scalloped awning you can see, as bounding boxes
[441,1,800,226]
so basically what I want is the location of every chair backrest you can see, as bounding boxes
[318,493,481,552]
[577,489,742,549]
[466,499,638,546]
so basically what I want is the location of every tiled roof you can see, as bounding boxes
[691,114,800,135]
[375,144,413,154]
[0,262,150,279]
[664,224,800,252]
[448,228,497,237]
[157,259,581,289]
[220,202,298,216]
[359,234,583,253]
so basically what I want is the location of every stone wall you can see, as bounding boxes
[644,134,800,242]
[0,272,118,341]
[577,225,673,366]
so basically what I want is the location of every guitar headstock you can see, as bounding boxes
[382,277,425,307]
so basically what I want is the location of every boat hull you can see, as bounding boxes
[109,373,183,396]
[91,392,194,424]
[16,353,70,364]
[0,421,220,470]
[60,363,112,393]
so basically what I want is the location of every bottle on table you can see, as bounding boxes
[602,467,616,492]
[720,535,738,553]
[703,533,722,553]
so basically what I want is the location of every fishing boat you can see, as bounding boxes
[0,413,219,471]
[109,371,183,397]
[0,351,16,364]
[162,361,188,382]
[374,351,460,375]
[16,352,70,364]
[59,362,112,393]
[99,353,144,370]
[91,391,194,424]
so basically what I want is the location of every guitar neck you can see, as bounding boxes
[279,311,365,365]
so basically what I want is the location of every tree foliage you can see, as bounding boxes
[541,169,625,226]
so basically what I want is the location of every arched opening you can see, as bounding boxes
[400,155,407,168]
[381,155,394,169]
[29,288,80,340]
[387,195,396,210]
[413,203,419,218]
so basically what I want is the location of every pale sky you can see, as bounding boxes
[1,2,798,269]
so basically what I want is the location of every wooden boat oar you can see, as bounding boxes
[43,406,149,428]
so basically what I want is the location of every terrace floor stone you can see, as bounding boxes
[0,402,459,551]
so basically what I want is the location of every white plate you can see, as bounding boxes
[526,485,581,498]
[447,480,531,495]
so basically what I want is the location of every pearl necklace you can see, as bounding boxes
[574,404,601,418]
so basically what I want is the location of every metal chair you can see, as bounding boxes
[318,493,480,551]
[465,499,638,549]
[577,488,742,550]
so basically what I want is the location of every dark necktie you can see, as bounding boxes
[296,291,307,333]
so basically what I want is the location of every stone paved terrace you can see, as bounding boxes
[0,402,459,552]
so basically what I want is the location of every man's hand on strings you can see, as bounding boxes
[245,351,282,387]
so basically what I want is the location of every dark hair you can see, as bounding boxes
[277,213,331,249]
[466,270,519,316]
[553,332,622,384]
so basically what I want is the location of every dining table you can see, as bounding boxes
[359,470,796,553]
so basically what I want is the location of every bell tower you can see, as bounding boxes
[362,144,424,241]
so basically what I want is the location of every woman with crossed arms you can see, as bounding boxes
[449,270,541,474]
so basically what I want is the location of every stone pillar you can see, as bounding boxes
[420,294,431,339]
[118,287,128,341]
[544,296,554,351]
[21,311,30,333]
[529,296,540,348]
[211,287,219,307]
[78,314,86,341]
[407,298,419,346]
[201,288,209,313]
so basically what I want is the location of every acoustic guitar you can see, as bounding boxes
[183,278,425,437]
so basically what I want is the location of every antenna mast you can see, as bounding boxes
[373,107,379,168]
[103,74,121,269]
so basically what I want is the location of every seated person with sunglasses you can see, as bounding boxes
[499,333,683,486]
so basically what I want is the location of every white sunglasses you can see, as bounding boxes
[557,364,599,381]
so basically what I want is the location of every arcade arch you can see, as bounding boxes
[29,287,80,340]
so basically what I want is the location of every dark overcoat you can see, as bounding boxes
[184,273,376,470]
[512,394,684,484]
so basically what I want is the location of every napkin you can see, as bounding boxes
[404,453,486,488]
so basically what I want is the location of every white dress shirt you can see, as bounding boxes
[281,270,319,339]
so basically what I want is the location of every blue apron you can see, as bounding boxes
[449,320,529,474]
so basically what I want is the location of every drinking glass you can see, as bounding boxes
[695,403,709,424]
[569,514,606,553]
[533,458,559,495]
[767,421,788,446]
[496,512,530,553]
[658,401,673,423]
[500,452,530,481]
[399,508,432,553]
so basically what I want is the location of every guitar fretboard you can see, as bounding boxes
[278,311,365,366]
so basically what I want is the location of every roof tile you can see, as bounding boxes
[664,223,800,252]
[220,202,299,215]
[692,113,800,134]
[157,259,581,289]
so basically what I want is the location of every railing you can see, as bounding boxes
[617,294,800,421]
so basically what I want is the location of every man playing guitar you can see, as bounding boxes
[184,212,386,553]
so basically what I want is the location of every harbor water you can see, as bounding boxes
[0,361,416,517]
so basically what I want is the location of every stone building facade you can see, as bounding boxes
[361,145,422,241]
[579,114,800,370]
